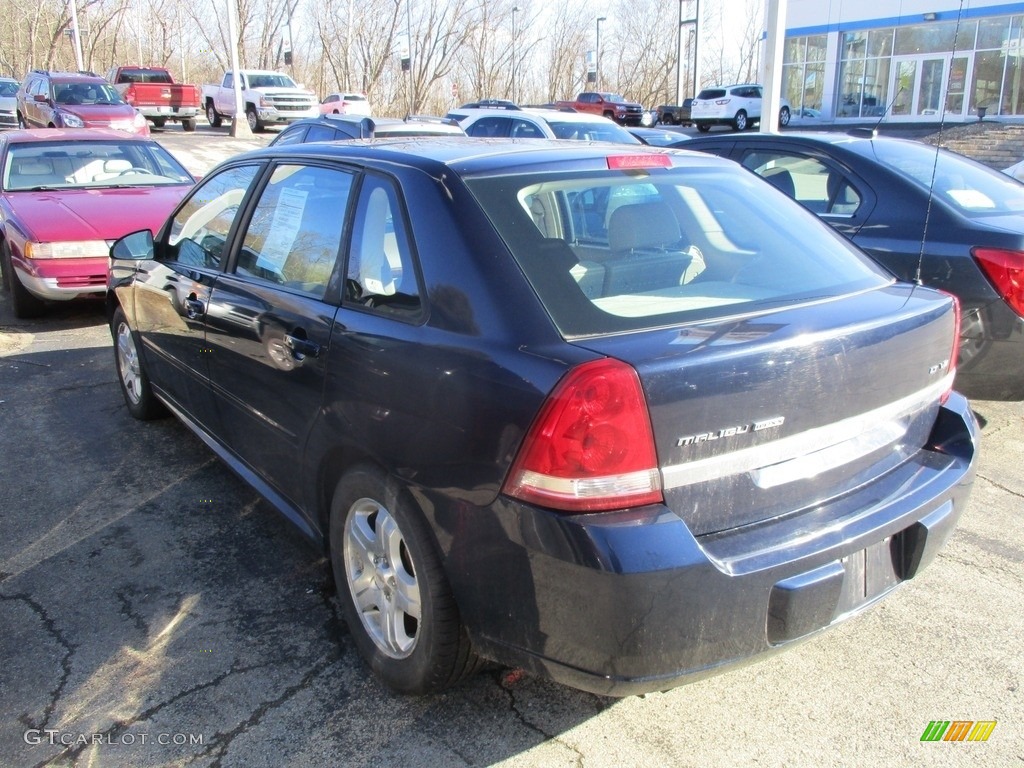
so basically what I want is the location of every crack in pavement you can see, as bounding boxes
[491,670,587,768]
[1,592,76,733]
[184,650,344,767]
[977,472,1024,500]
[42,659,279,766]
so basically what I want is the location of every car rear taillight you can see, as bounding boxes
[503,358,662,513]
[972,247,1024,316]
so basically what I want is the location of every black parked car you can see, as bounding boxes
[675,130,1024,400]
[269,114,464,146]
[108,138,977,696]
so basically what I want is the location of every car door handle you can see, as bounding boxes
[285,334,320,359]
[184,297,205,320]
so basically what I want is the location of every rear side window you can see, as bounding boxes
[466,117,510,138]
[740,150,863,216]
[344,176,422,317]
[465,164,890,337]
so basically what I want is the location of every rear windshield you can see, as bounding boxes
[697,89,726,100]
[465,162,891,337]
[869,139,1024,216]
[117,69,174,84]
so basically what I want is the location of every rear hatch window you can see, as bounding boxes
[696,89,726,100]
[464,156,892,338]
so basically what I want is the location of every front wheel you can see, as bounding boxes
[151,117,167,128]
[779,106,791,127]
[733,110,748,131]
[3,240,45,318]
[206,102,222,127]
[182,117,198,132]
[246,106,263,133]
[112,307,165,420]
[329,465,480,694]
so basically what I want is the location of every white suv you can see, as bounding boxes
[456,108,640,144]
[691,84,791,132]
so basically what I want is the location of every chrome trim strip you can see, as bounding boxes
[660,373,953,490]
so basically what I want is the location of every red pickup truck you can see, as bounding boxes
[553,92,644,125]
[105,66,201,131]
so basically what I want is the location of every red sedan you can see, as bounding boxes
[0,128,195,318]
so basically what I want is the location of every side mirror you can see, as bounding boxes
[34,94,48,103]
[111,229,154,261]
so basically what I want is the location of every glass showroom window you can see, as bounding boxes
[782,35,827,115]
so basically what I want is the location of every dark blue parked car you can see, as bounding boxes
[108,138,977,696]
[675,130,1024,400]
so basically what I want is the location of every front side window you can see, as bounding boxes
[236,163,353,298]
[166,164,260,269]
[466,163,890,337]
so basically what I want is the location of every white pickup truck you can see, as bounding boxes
[202,70,318,132]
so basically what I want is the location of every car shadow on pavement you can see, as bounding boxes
[0,343,619,767]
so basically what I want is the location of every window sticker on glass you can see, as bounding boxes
[258,187,308,273]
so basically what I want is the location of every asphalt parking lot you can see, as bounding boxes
[0,125,1021,767]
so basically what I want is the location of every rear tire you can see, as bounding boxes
[3,240,45,319]
[206,102,222,128]
[182,117,198,132]
[779,106,791,127]
[112,307,165,420]
[697,122,711,132]
[151,117,167,128]
[329,465,481,694]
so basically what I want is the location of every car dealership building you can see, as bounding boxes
[784,1,1024,122]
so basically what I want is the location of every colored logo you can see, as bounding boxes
[921,720,997,742]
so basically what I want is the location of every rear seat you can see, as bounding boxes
[600,201,694,295]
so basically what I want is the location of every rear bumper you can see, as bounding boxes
[137,106,199,119]
[440,393,977,696]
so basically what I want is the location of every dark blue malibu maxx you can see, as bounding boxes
[108,138,977,696]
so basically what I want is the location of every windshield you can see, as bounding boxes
[870,139,1024,217]
[248,74,299,89]
[52,82,125,105]
[465,162,890,337]
[3,141,194,191]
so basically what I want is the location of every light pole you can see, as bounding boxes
[595,16,606,91]
[676,0,698,105]
[406,0,414,114]
[511,6,519,104]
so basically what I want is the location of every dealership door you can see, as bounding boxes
[889,54,972,120]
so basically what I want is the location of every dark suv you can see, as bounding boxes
[16,70,149,135]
